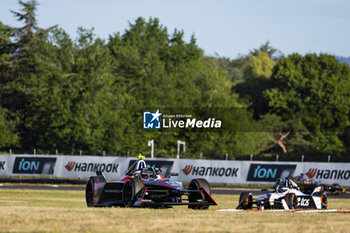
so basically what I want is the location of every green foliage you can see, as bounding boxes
[0,107,19,148]
[249,41,282,60]
[244,52,276,79]
[264,53,350,153]
[234,51,276,118]
[107,17,251,157]
[0,22,11,63]
[265,53,350,131]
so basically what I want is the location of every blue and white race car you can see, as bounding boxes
[237,179,328,210]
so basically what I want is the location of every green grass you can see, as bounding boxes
[0,189,350,232]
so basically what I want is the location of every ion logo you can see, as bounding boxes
[247,164,296,181]
[253,165,276,179]
[143,110,161,129]
[64,161,76,171]
[12,157,56,175]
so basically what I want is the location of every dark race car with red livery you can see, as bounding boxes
[85,156,217,209]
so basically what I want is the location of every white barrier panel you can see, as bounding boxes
[59,156,178,179]
[178,160,350,186]
[0,154,178,180]
[298,162,350,186]
[178,159,242,183]
[1,154,350,186]
[60,156,130,179]
[178,160,301,184]
[0,154,9,176]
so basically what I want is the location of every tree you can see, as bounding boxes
[244,51,276,79]
[0,0,59,151]
[107,17,253,157]
[264,53,350,152]
[249,41,282,60]
[233,51,276,119]
[0,22,20,150]
[0,22,11,63]
[0,107,19,149]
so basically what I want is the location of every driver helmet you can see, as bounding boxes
[136,153,147,170]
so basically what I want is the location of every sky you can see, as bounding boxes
[1,0,350,58]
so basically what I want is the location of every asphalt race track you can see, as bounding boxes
[0,184,349,199]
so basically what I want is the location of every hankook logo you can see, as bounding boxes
[181,165,238,177]
[64,161,75,171]
[182,165,193,175]
[305,168,317,179]
[304,168,350,180]
[64,161,119,173]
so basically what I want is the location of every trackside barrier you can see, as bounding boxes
[0,154,350,185]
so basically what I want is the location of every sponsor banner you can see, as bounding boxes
[240,161,299,184]
[60,156,130,179]
[246,163,297,182]
[0,154,9,176]
[297,162,350,186]
[0,154,350,186]
[12,156,57,175]
[178,159,241,183]
[6,154,60,177]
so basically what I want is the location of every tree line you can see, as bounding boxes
[1,0,350,161]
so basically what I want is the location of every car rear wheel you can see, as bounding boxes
[123,176,144,207]
[85,178,94,207]
[285,193,297,209]
[239,192,253,209]
[188,179,211,210]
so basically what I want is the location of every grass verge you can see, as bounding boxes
[0,189,350,232]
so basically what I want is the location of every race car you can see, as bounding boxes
[85,156,217,209]
[237,179,327,210]
[291,174,346,195]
